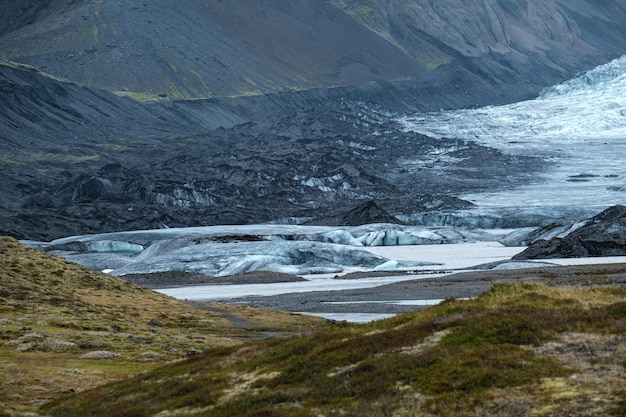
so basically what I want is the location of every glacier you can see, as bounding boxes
[21,56,626,322]
[25,224,512,278]
[24,56,626,281]
[400,54,626,218]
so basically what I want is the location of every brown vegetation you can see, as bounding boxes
[1,236,625,416]
[0,237,325,414]
[43,282,626,417]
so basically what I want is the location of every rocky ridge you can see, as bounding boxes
[514,205,626,259]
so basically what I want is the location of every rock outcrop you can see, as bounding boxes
[305,201,405,227]
[513,205,626,259]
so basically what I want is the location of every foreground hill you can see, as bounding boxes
[0,237,324,412]
[42,274,626,416]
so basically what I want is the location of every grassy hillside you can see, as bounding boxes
[42,274,626,416]
[0,237,325,413]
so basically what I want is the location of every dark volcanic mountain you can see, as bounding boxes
[0,0,426,99]
[2,0,626,240]
[2,0,626,103]
[0,0,626,105]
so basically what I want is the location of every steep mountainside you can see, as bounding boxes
[334,0,626,58]
[0,0,426,100]
[2,0,626,103]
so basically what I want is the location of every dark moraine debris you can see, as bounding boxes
[123,270,306,289]
[305,200,404,226]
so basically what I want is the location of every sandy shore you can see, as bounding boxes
[207,262,626,320]
[126,243,626,322]
[143,261,626,322]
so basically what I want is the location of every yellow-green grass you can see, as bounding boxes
[0,153,100,165]
[0,237,326,412]
[0,59,67,83]
[42,281,626,417]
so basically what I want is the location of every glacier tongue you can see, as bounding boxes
[540,55,626,99]
[27,224,504,278]
[403,55,626,144]
[400,54,626,213]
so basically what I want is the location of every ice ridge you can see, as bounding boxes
[540,55,626,98]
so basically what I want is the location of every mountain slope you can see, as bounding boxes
[0,0,426,100]
[2,0,626,103]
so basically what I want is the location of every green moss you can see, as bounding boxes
[605,301,626,319]
[413,50,452,70]
[419,345,569,392]
[229,77,264,98]
[112,90,169,102]
[330,0,387,33]
[95,142,132,152]
[354,3,386,31]
[96,143,129,152]
[187,68,213,98]
[114,84,214,102]
[0,157,26,165]
[0,59,68,83]
[36,277,626,416]
[30,152,100,164]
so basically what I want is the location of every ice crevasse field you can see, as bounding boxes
[402,54,626,212]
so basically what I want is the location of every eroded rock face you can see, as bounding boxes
[513,205,626,259]
[337,0,588,58]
